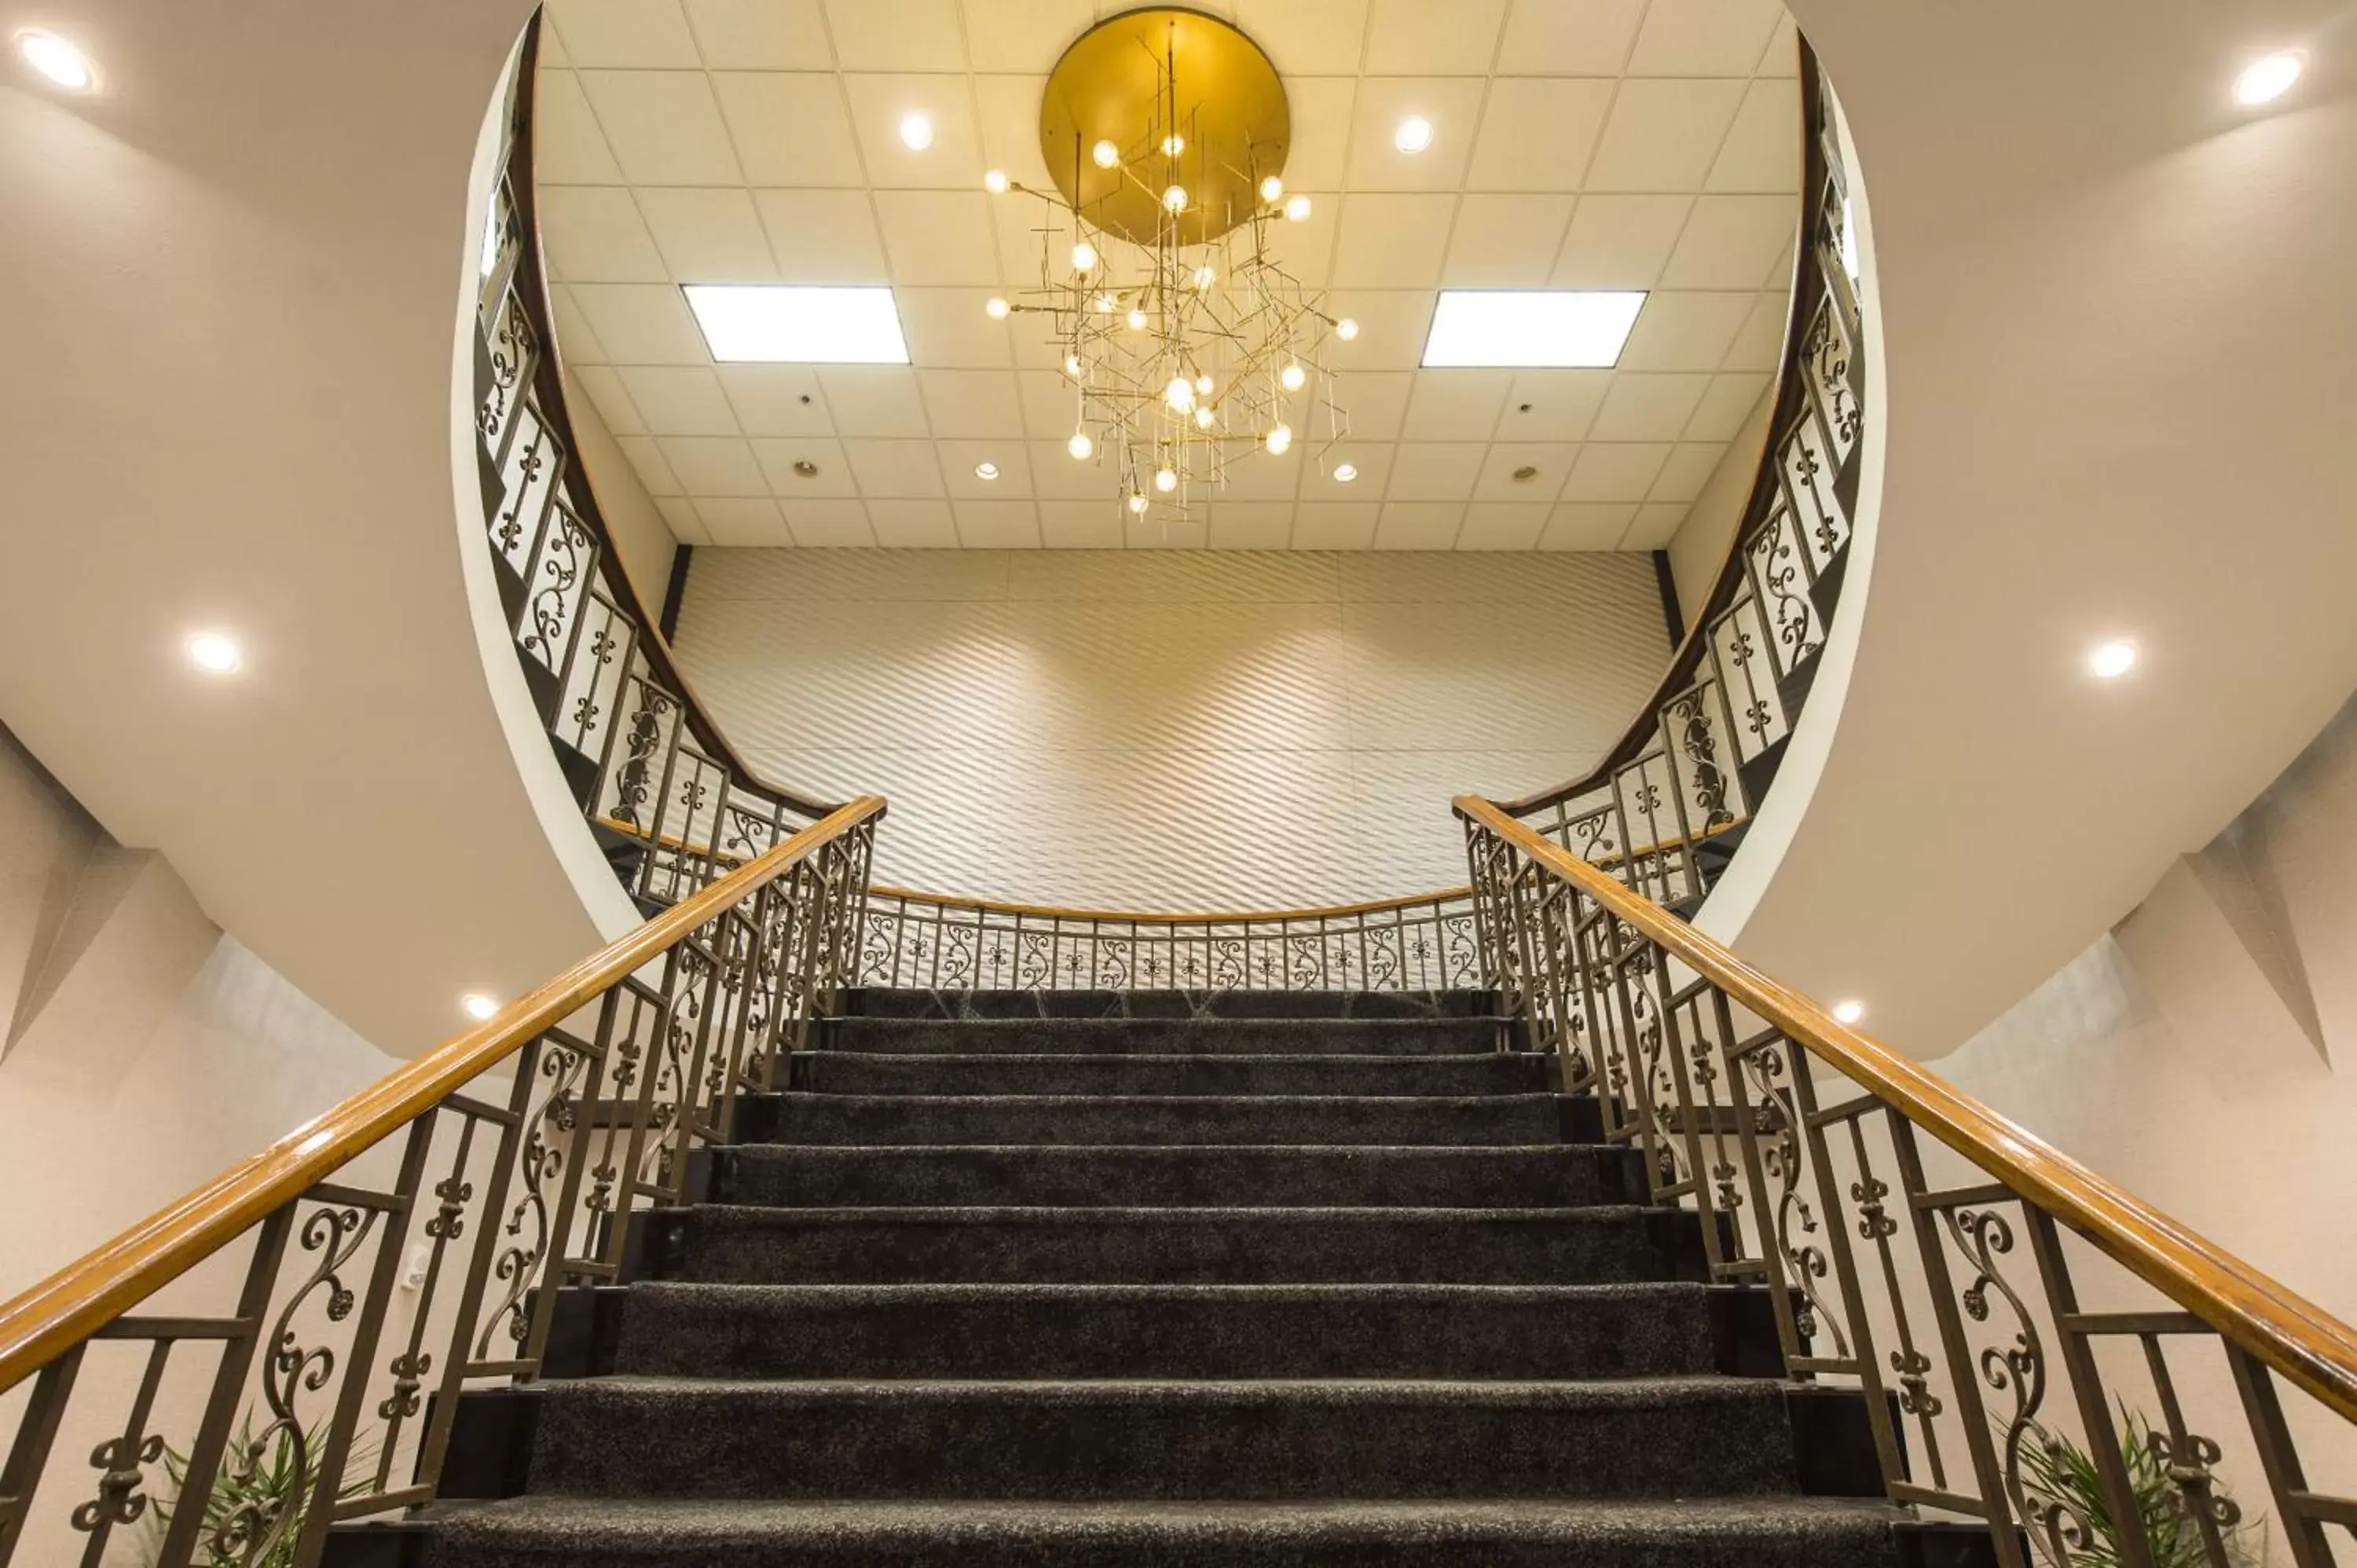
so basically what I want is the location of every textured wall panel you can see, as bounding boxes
[672,551,1670,907]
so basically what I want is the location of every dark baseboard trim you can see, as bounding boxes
[1651,549,1684,643]
[658,544,693,639]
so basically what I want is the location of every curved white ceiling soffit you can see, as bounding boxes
[0,0,637,1057]
[1714,0,2357,1054]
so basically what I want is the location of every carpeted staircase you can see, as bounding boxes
[423,987,1908,1566]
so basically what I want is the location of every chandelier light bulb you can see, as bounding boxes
[1154,466,1178,493]
[1071,240,1098,273]
[1265,423,1293,456]
[1127,492,1149,514]
[1394,115,1435,154]
[1069,430,1094,460]
[1163,184,1189,212]
[983,167,1010,193]
[1259,175,1284,203]
[1065,353,1084,377]
[1164,375,1196,412]
[1279,362,1307,392]
[984,296,1010,320]
[1193,264,1216,291]
[1284,195,1312,222]
[1336,317,1359,341]
[1162,133,1185,156]
[1127,307,1148,331]
[1194,405,1215,429]
[1333,462,1358,483]
[898,113,935,151]
[1092,138,1121,168]
[1194,373,1214,394]
[1094,292,1116,313]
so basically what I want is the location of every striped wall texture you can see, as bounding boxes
[670,550,1672,910]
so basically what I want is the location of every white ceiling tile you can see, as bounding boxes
[1560,441,1670,500]
[940,438,1032,498]
[1277,78,1355,190]
[783,496,878,545]
[1550,193,1690,288]
[658,434,770,495]
[1539,500,1637,549]
[824,0,966,70]
[752,435,860,494]
[1365,0,1506,75]
[636,187,778,281]
[1626,0,1787,76]
[1233,0,1367,74]
[695,496,792,544]
[1616,291,1755,371]
[1126,511,1209,549]
[1037,499,1125,548]
[1682,371,1771,441]
[533,72,625,184]
[752,189,890,282]
[1474,441,1577,500]
[537,20,571,66]
[1347,78,1485,192]
[1706,78,1802,193]
[546,0,701,68]
[1494,0,1644,74]
[568,284,710,364]
[1329,370,1412,440]
[1582,79,1746,192]
[1292,501,1380,548]
[818,367,932,436]
[918,368,1026,438]
[654,495,711,544]
[713,74,866,186]
[1648,441,1726,504]
[1386,443,1486,500]
[843,75,984,189]
[1457,501,1551,549]
[1439,194,1575,286]
[1588,372,1709,440]
[683,0,834,67]
[1621,500,1691,548]
[1029,439,1123,498]
[577,71,745,185]
[1495,369,1610,441]
[1017,369,1086,441]
[953,499,1043,547]
[717,365,835,435]
[1263,195,1341,288]
[1209,502,1298,549]
[973,75,1054,189]
[990,194,1085,287]
[570,365,645,435]
[1402,372,1510,440]
[1760,235,1797,291]
[1660,194,1794,288]
[1757,13,1800,76]
[865,497,961,546]
[1299,443,1390,500]
[844,437,949,497]
[1465,79,1615,192]
[1322,291,1435,372]
[617,435,682,494]
[619,367,743,434]
[876,191,1002,285]
[537,187,669,283]
[1718,292,1788,372]
[1374,501,1465,548]
[896,288,1016,367]
[962,0,1093,71]
[1332,195,1456,288]
[1219,446,1307,502]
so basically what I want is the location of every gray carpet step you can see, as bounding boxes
[614,1281,1717,1380]
[820,1016,1506,1057]
[654,1204,1677,1285]
[525,1376,1802,1501]
[716,1143,1643,1209]
[746,1093,1560,1147]
[425,1496,1904,1568]
[842,987,1500,1022]
[791,1051,1549,1097]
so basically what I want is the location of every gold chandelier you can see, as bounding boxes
[980,9,1356,523]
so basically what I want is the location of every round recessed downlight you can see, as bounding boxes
[1333,462,1358,483]
[1092,138,1121,168]
[2089,640,2138,679]
[1394,115,1435,154]
[1831,1000,1865,1026]
[17,30,93,90]
[975,461,999,481]
[462,993,500,1022]
[2234,51,2304,106]
[187,632,241,673]
[898,113,935,151]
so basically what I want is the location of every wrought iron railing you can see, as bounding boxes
[1458,795,2357,1567]
[471,21,835,915]
[0,797,882,1568]
[858,885,1482,993]
[1499,50,1864,915]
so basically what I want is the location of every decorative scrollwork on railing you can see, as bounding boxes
[475,1040,585,1360]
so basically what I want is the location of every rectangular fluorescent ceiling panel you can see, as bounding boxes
[1420,290,1648,368]
[683,284,909,363]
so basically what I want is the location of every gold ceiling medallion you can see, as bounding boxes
[1039,8,1288,247]
[981,9,1354,522]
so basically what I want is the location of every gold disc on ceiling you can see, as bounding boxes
[1039,7,1288,248]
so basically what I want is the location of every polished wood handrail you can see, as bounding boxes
[1456,793,2357,1424]
[0,796,886,1395]
[868,883,1473,926]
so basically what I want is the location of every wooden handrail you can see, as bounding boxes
[868,883,1473,927]
[0,796,886,1395]
[1455,794,2357,1424]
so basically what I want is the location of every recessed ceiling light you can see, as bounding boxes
[461,993,499,1021]
[898,112,934,150]
[1421,290,1648,368]
[683,285,909,364]
[1395,115,1435,154]
[1332,462,1358,483]
[2088,640,2138,679]
[1831,1000,1865,1025]
[2234,51,2304,106]
[187,632,241,673]
[974,461,999,481]
[17,31,92,90]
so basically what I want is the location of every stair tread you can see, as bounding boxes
[565,1373,1772,1399]
[628,1280,1700,1302]
[796,1051,1539,1064]
[686,1203,1650,1221]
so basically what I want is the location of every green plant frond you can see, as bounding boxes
[2018,1407,2263,1568]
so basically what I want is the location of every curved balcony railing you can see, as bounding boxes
[1497,50,1865,916]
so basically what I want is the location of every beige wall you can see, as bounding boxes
[1664,387,1774,631]
[671,549,1671,908]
